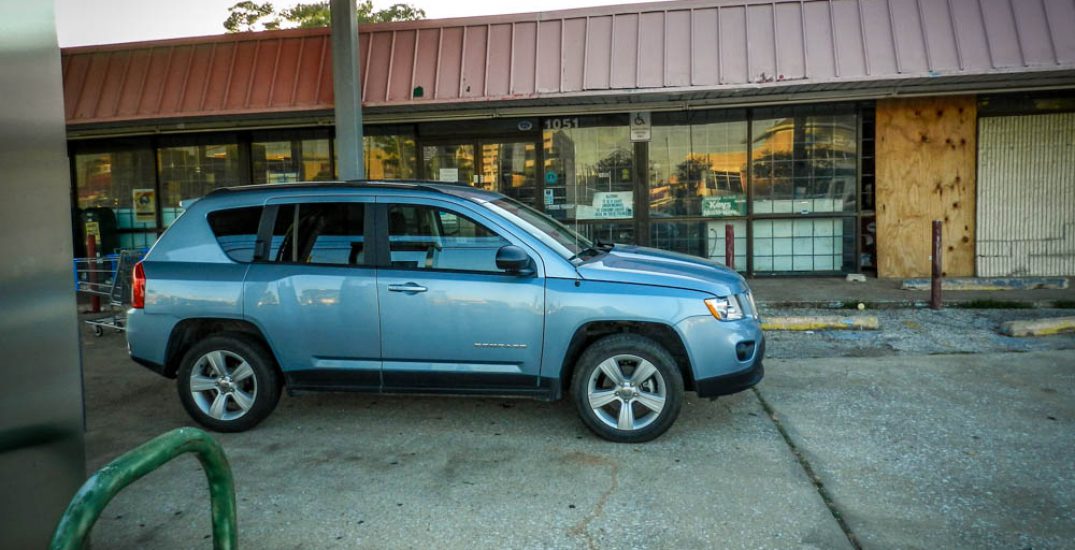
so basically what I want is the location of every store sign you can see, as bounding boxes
[132,189,157,223]
[701,196,747,217]
[591,191,634,219]
[84,221,101,245]
[630,111,651,142]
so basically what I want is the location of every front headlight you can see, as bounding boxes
[705,296,744,321]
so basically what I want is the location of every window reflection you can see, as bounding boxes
[422,143,474,184]
[650,220,747,271]
[477,142,537,204]
[577,222,634,246]
[543,116,634,222]
[365,134,417,180]
[650,111,748,218]
[157,140,242,227]
[74,146,158,250]
[751,106,857,214]
[252,137,332,184]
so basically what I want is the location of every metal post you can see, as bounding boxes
[331,0,364,180]
[931,220,942,310]
[86,234,100,313]
[725,224,735,270]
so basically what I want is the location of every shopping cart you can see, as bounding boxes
[74,249,145,336]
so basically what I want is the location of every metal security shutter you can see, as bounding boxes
[977,113,1075,277]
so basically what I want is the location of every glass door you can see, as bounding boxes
[422,143,475,185]
[422,139,539,207]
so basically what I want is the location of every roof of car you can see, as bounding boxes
[204,180,503,202]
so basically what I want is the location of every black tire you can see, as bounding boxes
[571,334,684,443]
[176,333,281,433]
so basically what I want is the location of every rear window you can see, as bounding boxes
[207,206,262,262]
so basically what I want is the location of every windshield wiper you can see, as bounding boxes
[569,239,615,261]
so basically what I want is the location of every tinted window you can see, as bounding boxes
[269,203,366,266]
[208,206,262,262]
[387,204,509,272]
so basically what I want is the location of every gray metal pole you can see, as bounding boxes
[330,0,364,180]
[0,0,86,545]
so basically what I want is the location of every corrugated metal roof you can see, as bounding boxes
[62,0,1075,126]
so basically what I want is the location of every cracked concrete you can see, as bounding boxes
[79,326,848,549]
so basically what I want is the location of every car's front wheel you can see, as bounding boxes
[177,334,281,432]
[571,334,684,443]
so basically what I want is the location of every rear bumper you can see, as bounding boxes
[694,337,765,398]
[131,355,172,378]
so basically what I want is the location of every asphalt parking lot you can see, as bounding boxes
[79,321,1074,549]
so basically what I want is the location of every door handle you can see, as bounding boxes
[387,283,428,293]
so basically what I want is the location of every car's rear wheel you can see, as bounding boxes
[177,334,280,432]
[571,334,684,443]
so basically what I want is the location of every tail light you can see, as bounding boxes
[131,261,146,309]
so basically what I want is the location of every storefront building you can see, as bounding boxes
[62,0,1075,277]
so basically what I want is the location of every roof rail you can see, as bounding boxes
[202,179,469,198]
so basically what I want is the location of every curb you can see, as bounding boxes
[901,277,1069,291]
[761,315,880,331]
[999,317,1075,337]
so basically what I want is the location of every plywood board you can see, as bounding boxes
[876,96,977,278]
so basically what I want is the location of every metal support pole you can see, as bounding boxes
[931,220,942,310]
[331,0,364,180]
[725,224,735,270]
[86,235,100,313]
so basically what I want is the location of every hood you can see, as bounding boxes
[575,245,747,296]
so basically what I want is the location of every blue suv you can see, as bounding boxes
[126,182,764,442]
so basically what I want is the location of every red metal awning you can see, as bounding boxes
[62,0,1075,127]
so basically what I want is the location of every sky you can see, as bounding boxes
[54,0,662,47]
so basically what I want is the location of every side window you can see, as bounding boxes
[387,204,510,272]
[208,206,262,262]
[268,203,366,265]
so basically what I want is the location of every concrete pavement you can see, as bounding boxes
[758,351,1075,549]
[77,326,1075,549]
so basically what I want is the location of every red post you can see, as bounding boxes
[86,234,100,313]
[725,224,735,270]
[930,220,942,310]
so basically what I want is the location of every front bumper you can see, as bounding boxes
[694,337,765,398]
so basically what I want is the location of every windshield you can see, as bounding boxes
[483,197,593,261]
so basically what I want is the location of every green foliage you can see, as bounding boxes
[224,1,425,33]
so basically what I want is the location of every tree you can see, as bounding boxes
[224,1,425,33]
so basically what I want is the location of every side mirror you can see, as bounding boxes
[496,245,533,275]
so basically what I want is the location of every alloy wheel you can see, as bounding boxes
[586,353,667,431]
[189,350,258,421]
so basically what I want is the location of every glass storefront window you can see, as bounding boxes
[650,111,748,218]
[748,105,858,273]
[252,136,332,184]
[477,142,537,205]
[650,220,747,271]
[543,115,634,222]
[365,133,417,180]
[752,218,855,272]
[422,143,475,184]
[73,145,158,250]
[751,105,858,215]
[157,139,242,226]
[577,222,635,246]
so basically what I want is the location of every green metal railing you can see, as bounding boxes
[50,427,237,550]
